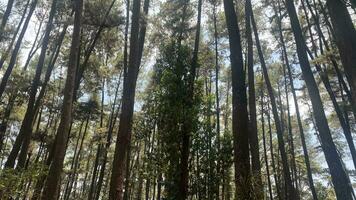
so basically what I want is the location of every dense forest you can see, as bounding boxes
[0,0,356,199]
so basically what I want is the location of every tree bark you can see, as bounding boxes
[88,78,105,200]
[40,0,83,198]
[122,142,132,200]
[0,0,30,70]
[96,71,123,200]
[325,0,356,120]
[245,1,262,197]
[0,94,16,153]
[267,102,282,200]
[6,0,58,169]
[0,0,15,40]
[248,1,295,198]
[260,84,273,200]
[109,0,141,198]
[223,0,252,198]
[303,0,353,118]
[178,0,202,199]
[63,121,85,200]
[212,2,221,198]
[73,0,117,100]
[0,0,38,100]
[271,2,318,198]
[22,18,44,71]
[301,0,356,170]
[284,0,353,199]
[65,117,90,200]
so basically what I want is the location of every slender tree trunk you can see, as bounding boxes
[284,0,353,199]
[22,18,44,71]
[109,0,141,196]
[212,3,221,198]
[88,78,105,200]
[303,0,353,117]
[156,173,162,200]
[66,117,90,200]
[122,143,132,200]
[145,179,150,200]
[0,0,38,100]
[32,24,68,117]
[30,112,64,200]
[325,0,356,119]
[40,0,83,198]
[137,0,150,67]
[223,0,252,198]
[248,1,295,198]
[271,2,318,198]
[6,0,58,169]
[282,67,299,194]
[178,0,202,199]
[136,147,143,200]
[73,0,117,99]
[64,121,85,200]
[0,0,15,40]
[267,102,282,200]
[96,72,122,200]
[245,1,262,197]
[0,94,16,153]
[0,0,30,70]
[109,0,142,196]
[261,85,273,200]
[300,0,356,170]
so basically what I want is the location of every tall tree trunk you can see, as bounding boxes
[122,144,132,200]
[325,0,356,119]
[32,24,68,118]
[223,0,252,198]
[30,112,65,200]
[284,0,353,199]
[261,84,273,200]
[64,121,85,200]
[271,1,318,198]
[96,72,123,200]
[109,0,148,197]
[0,0,38,100]
[66,116,90,200]
[301,0,356,170]
[178,0,202,199]
[5,0,58,169]
[245,0,262,197]
[212,2,221,198]
[282,65,299,194]
[156,173,162,200]
[267,102,282,200]
[0,94,16,153]
[0,0,30,70]
[22,18,44,71]
[248,1,295,198]
[88,78,106,200]
[123,0,130,77]
[0,0,15,40]
[109,0,141,197]
[303,0,353,117]
[73,0,117,99]
[40,0,83,198]
[137,0,150,67]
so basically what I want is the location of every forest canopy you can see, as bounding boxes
[0,0,356,199]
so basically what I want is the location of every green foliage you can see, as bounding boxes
[137,41,200,199]
[0,163,48,199]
